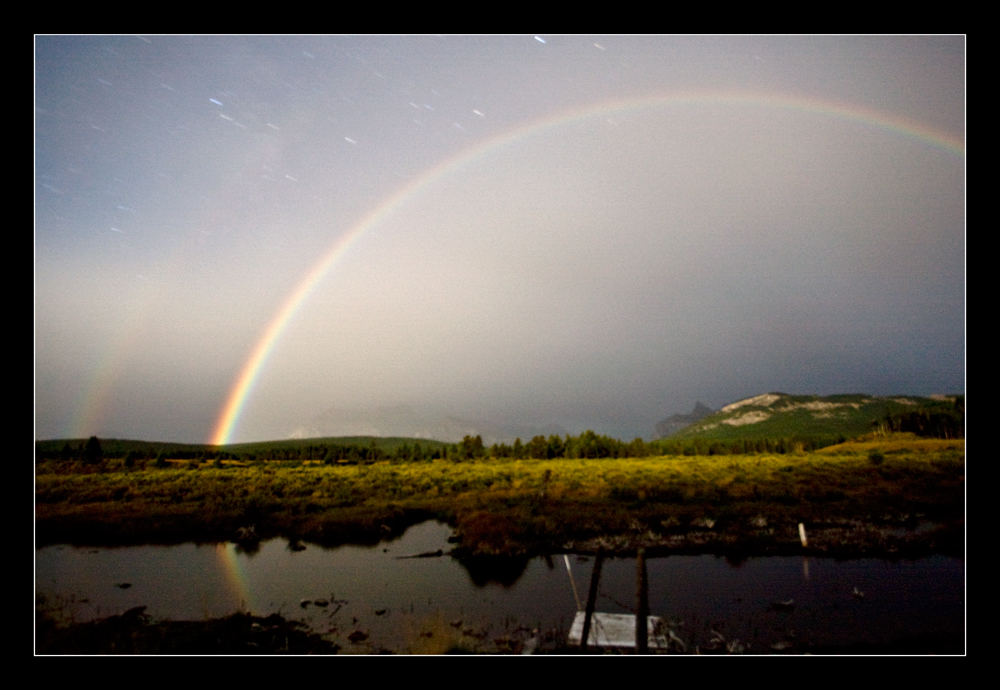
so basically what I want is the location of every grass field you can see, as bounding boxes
[35,433,964,558]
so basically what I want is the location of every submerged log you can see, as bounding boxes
[395,549,444,559]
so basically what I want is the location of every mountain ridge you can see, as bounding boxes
[654,401,714,439]
[663,392,962,440]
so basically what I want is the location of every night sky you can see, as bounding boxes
[35,36,965,444]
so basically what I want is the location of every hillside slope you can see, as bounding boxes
[668,392,960,440]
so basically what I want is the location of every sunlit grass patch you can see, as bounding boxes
[816,433,964,456]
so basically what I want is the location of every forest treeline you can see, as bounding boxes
[874,396,964,439]
[38,431,847,466]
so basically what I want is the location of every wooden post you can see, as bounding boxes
[636,547,648,654]
[564,555,582,611]
[580,550,604,652]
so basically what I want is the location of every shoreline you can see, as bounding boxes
[36,509,964,562]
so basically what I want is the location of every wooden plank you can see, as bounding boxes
[568,612,669,649]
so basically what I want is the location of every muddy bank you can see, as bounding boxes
[556,517,965,561]
[35,606,339,655]
[35,604,963,655]
[35,504,964,561]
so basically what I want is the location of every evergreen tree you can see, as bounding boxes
[84,436,103,465]
[527,435,548,459]
[513,438,525,459]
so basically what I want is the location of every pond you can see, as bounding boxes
[35,521,964,653]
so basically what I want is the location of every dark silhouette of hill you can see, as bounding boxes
[288,405,566,445]
[654,402,714,439]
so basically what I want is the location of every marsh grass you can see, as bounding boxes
[36,435,964,554]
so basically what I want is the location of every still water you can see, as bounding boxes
[36,521,964,653]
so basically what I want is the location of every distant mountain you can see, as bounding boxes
[665,392,962,440]
[288,405,566,445]
[654,402,714,439]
